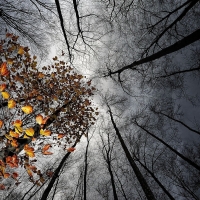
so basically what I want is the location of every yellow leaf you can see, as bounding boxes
[1,91,10,99]
[26,151,35,158]
[15,126,23,134]
[24,134,30,139]
[7,58,13,65]
[25,128,34,137]
[22,105,33,114]
[40,129,51,136]
[8,99,16,108]
[18,46,24,55]
[5,134,13,140]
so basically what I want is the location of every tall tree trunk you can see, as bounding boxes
[157,111,200,136]
[134,120,200,171]
[134,155,175,200]
[108,107,156,200]
[108,29,200,76]
[107,160,118,200]
[83,138,89,200]
[40,142,77,200]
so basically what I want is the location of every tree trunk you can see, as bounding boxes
[134,120,200,171]
[108,29,200,76]
[40,142,77,200]
[108,107,156,200]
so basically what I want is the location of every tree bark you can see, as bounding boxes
[108,107,156,200]
[40,142,77,200]
[134,120,200,172]
[108,29,200,76]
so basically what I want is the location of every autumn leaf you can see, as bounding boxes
[0,62,9,76]
[43,151,53,155]
[9,130,19,138]
[66,147,76,152]
[6,155,19,168]
[24,144,35,158]
[11,139,18,147]
[12,172,18,180]
[22,105,33,114]
[18,46,24,55]
[25,166,33,177]
[1,91,10,99]
[25,127,34,137]
[40,129,51,136]
[8,99,16,108]
[13,120,22,127]
[42,144,51,152]
[0,84,6,91]
[58,133,65,139]
[4,173,10,178]
[7,58,13,65]
[46,170,54,177]
[15,126,23,134]
[38,72,45,78]
[0,184,5,190]
[0,120,3,128]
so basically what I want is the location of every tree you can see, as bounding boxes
[0,33,98,190]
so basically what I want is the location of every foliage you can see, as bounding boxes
[0,33,98,189]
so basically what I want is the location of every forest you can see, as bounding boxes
[0,0,200,199]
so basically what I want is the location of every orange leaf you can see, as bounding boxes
[38,72,45,78]
[35,114,43,124]
[0,62,9,76]
[0,120,3,128]
[26,167,33,177]
[58,134,65,139]
[6,155,19,168]
[40,129,51,136]
[66,147,76,152]
[12,172,18,180]
[0,84,6,91]
[22,105,33,114]
[4,173,10,178]
[0,184,5,190]
[42,144,51,152]
[24,144,35,157]
[8,99,16,109]
[11,139,18,148]
[9,131,19,138]
[43,151,53,155]
[13,120,22,127]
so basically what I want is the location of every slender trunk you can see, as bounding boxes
[107,160,118,200]
[108,108,156,200]
[143,0,199,57]
[134,121,200,171]
[83,139,89,200]
[158,65,200,78]
[135,157,175,200]
[40,142,77,200]
[158,111,200,136]
[108,29,200,76]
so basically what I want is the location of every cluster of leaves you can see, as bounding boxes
[0,33,98,189]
